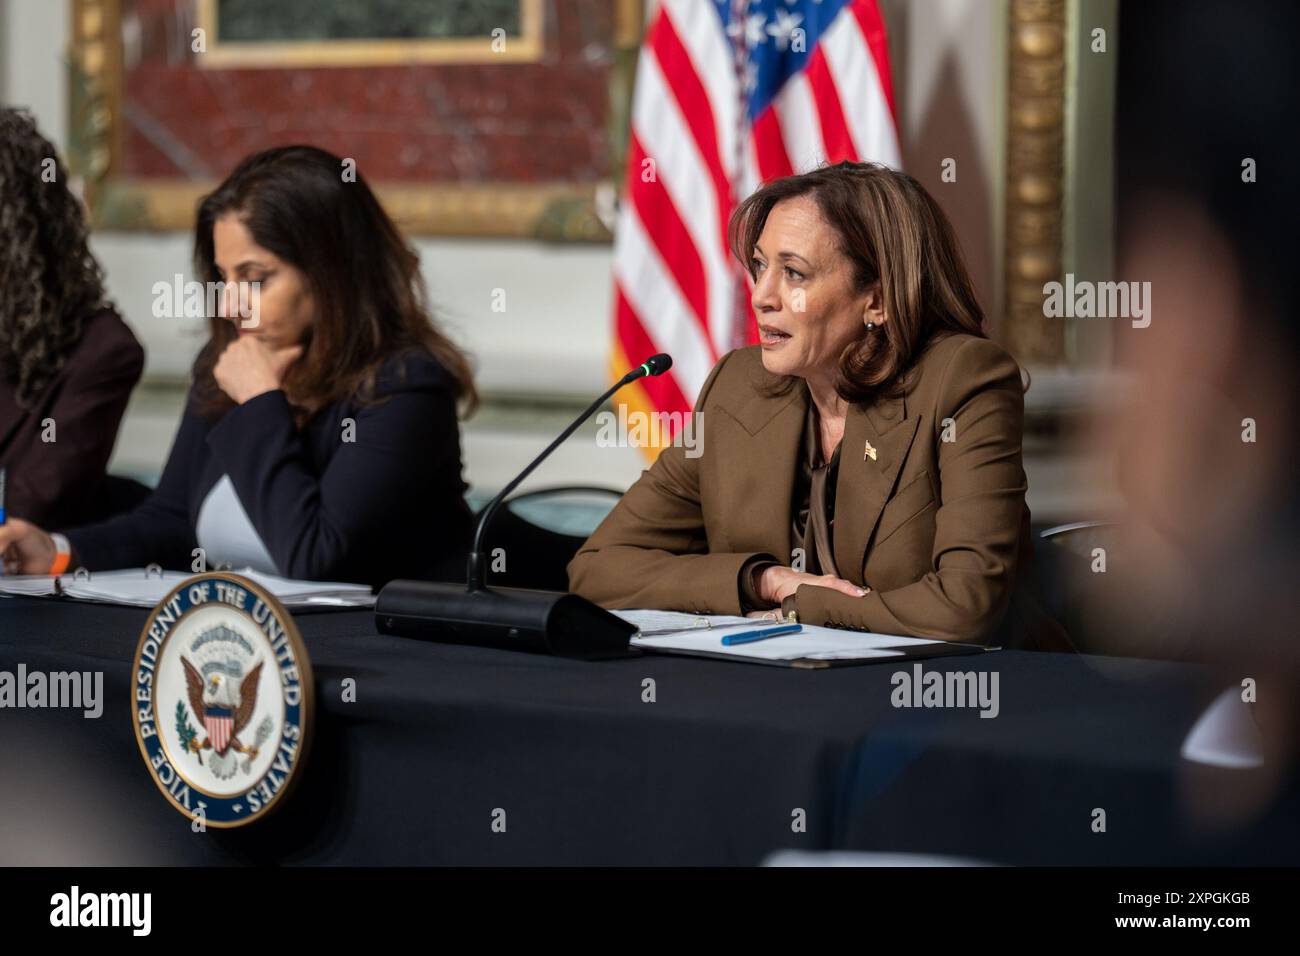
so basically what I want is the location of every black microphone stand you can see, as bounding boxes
[465,363,650,591]
[375,356,672,658]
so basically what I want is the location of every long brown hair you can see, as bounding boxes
[0,108,114,408]
[728,161,986,402]
[191,145,477,420]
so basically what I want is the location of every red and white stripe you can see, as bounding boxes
[205,714,232,753]
[614,0,901,422]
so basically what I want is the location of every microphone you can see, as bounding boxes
[375,354,674,658]
[466,352,671,591]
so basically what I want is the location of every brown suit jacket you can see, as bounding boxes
[0,308,144,527]
[569,333,1066,648]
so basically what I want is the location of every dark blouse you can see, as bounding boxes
[62,348,472,589]
[738,401,842,611]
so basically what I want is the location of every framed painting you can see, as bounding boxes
[194,0,544,67]
[69,0,643,240]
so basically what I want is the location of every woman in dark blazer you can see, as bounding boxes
[570,162,1065,649]
[0,145,476,588]
[0,108,145,528]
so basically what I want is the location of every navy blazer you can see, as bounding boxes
[64,349,472,589]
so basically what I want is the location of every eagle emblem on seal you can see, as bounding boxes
[176,631,268,780]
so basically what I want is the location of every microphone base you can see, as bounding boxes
[374,580,637,659]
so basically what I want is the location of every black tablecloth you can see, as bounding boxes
[1,594,1296,865]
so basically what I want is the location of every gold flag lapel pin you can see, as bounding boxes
[864,440,877,461]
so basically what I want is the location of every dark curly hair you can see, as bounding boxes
[0,108,114,409]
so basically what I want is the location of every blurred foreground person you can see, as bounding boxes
[1063,0,1299,854]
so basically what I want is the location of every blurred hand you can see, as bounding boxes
[758,566,869,605]
[214,336,303,405]
[0,518,57,575]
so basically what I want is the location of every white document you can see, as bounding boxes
[633,629,908,661]
[613,608,941,662]
[0,567,374,609]
[611,609,752,635]
[0,574,60,596]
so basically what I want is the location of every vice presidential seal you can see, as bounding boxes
[131,572,314,828]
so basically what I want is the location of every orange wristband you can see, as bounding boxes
[48,533,72,575]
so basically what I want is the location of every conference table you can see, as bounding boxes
[1,594,1295,866]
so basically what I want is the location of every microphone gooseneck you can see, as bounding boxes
[465,354,673,592]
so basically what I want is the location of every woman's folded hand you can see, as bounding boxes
[214,335,303,405]
[758,565,869,605]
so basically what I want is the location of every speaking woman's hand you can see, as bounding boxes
[214,335,304,405]
[0,517,58,575]
[758,565,869,605]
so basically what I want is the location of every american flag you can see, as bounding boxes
[611,0,901,446]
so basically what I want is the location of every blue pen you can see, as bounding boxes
[721,623,802,646]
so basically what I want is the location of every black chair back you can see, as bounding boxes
[476,486,623,592]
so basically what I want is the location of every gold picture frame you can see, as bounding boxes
[194,0,544,68]
[1002,0,1117,367]
[70,0,643,241]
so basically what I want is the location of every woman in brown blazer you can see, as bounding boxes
[570,162,1064,649]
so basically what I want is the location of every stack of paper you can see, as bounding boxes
[611,609,752,635]
[0,574,63,597]
[611,608,976,666]
[0,567,374,609]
